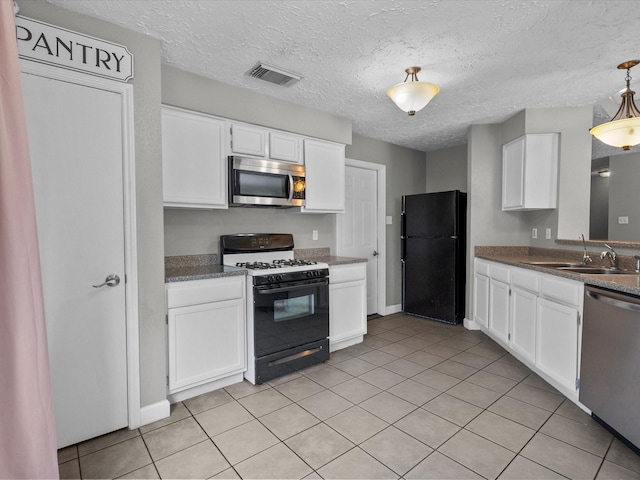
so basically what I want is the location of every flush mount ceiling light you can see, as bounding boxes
[590,60,640,150]
[386,66,439,116]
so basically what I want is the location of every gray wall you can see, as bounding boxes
[164,208,336,256]
[465,106,593,321]
[162,66,351,145]
[608,152,640,240]
[525,107,593,245]
[466,124,530,319]
[425,145,467,193]
[590,174,609,240]
[346,134,426,307]
[18,1,167,407]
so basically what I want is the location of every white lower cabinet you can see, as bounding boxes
[510,286,537,363]
[489,277,510,344]
[329,263,367,352]
[536,298,579,391]
[166,276,246,400]
[510,268,539,363]
[474,258,583,399]
[473,259,489,327]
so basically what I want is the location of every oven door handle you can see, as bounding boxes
[256,279,328,295]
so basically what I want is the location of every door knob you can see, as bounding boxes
[372,250,379,257]
[92,274,120,288]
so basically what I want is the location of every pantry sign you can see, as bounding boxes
[15,16,133,82]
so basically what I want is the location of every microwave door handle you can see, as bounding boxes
[287,174,294,202]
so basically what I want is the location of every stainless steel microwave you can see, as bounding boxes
[228,156,306,207]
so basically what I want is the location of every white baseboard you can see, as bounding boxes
[168,373,244,404]
[463,318,481,330]
[330,335,364,352]
[383,304,402,315]
[139,399,170,427]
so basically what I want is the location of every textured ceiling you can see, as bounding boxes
[41,0,640,158]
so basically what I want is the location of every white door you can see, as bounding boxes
[22,70,129,448]
[339,165,378,314]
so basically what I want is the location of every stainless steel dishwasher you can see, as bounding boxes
[580,285,640,453]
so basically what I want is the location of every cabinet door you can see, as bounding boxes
[168,298,245,393]
[301,139,345,213]
[269,131,302,163]
[473,273,489,328]
[502,137,525,210]
[162,107,227,208]
[502,134,558,211]
[230,123,267,157]
[329,265,367,350]
[536,297,579,392]
[510,286,537,363]
[489,279,510,344]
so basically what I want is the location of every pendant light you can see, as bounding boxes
[386,66,439,116]
[590,60,640,150]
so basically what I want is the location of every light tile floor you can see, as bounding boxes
[58,313,640,479]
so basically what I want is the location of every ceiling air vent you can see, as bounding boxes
[247,62,302,87]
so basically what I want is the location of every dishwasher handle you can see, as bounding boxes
[585,288,640,313]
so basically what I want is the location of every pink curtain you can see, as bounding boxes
[0,1,59,478]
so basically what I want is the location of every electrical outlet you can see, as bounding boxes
[532,228,537,239]
[312,230,318,241]
[545,228,552,240]
[618,216,629,224]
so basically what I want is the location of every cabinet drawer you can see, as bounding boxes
[330,264,366,284]
[167,276,245,308]
[475,259,490,276]
[511,268,539,293]
[489,263,510,283]
[539,275,582,307]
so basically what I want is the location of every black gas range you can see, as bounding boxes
[221,233,330,384]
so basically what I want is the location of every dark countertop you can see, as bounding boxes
[165,264,247,283]
[475,247,640,296]
[164,251,366,283]
[309,255,368,266]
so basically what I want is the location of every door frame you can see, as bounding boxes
[20,60,141,429]
[336,158,387,316]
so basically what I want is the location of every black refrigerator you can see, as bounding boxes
[401,190,467,324]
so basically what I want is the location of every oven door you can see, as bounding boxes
[253,277,329,358]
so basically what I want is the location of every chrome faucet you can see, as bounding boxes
[580,234,592,264]
[600,244,618,269]
[634,255,640,272]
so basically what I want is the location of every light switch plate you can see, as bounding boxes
[386,216,393,225]
[545,228,551,239]
[532,228,537,239]
[312,230,318,240]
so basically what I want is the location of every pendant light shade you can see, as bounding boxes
[590,60,640,150]
[387,67,439,116]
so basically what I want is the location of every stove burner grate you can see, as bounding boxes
[236,259,318,270]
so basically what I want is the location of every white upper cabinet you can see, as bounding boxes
[269,131,303,164]
[299,138,345,213]
[162,106,227,209]
[230,123,267,157]
[502,133,559,211]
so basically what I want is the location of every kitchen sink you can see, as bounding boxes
[523,261,583,268]
[556,266,639,275]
